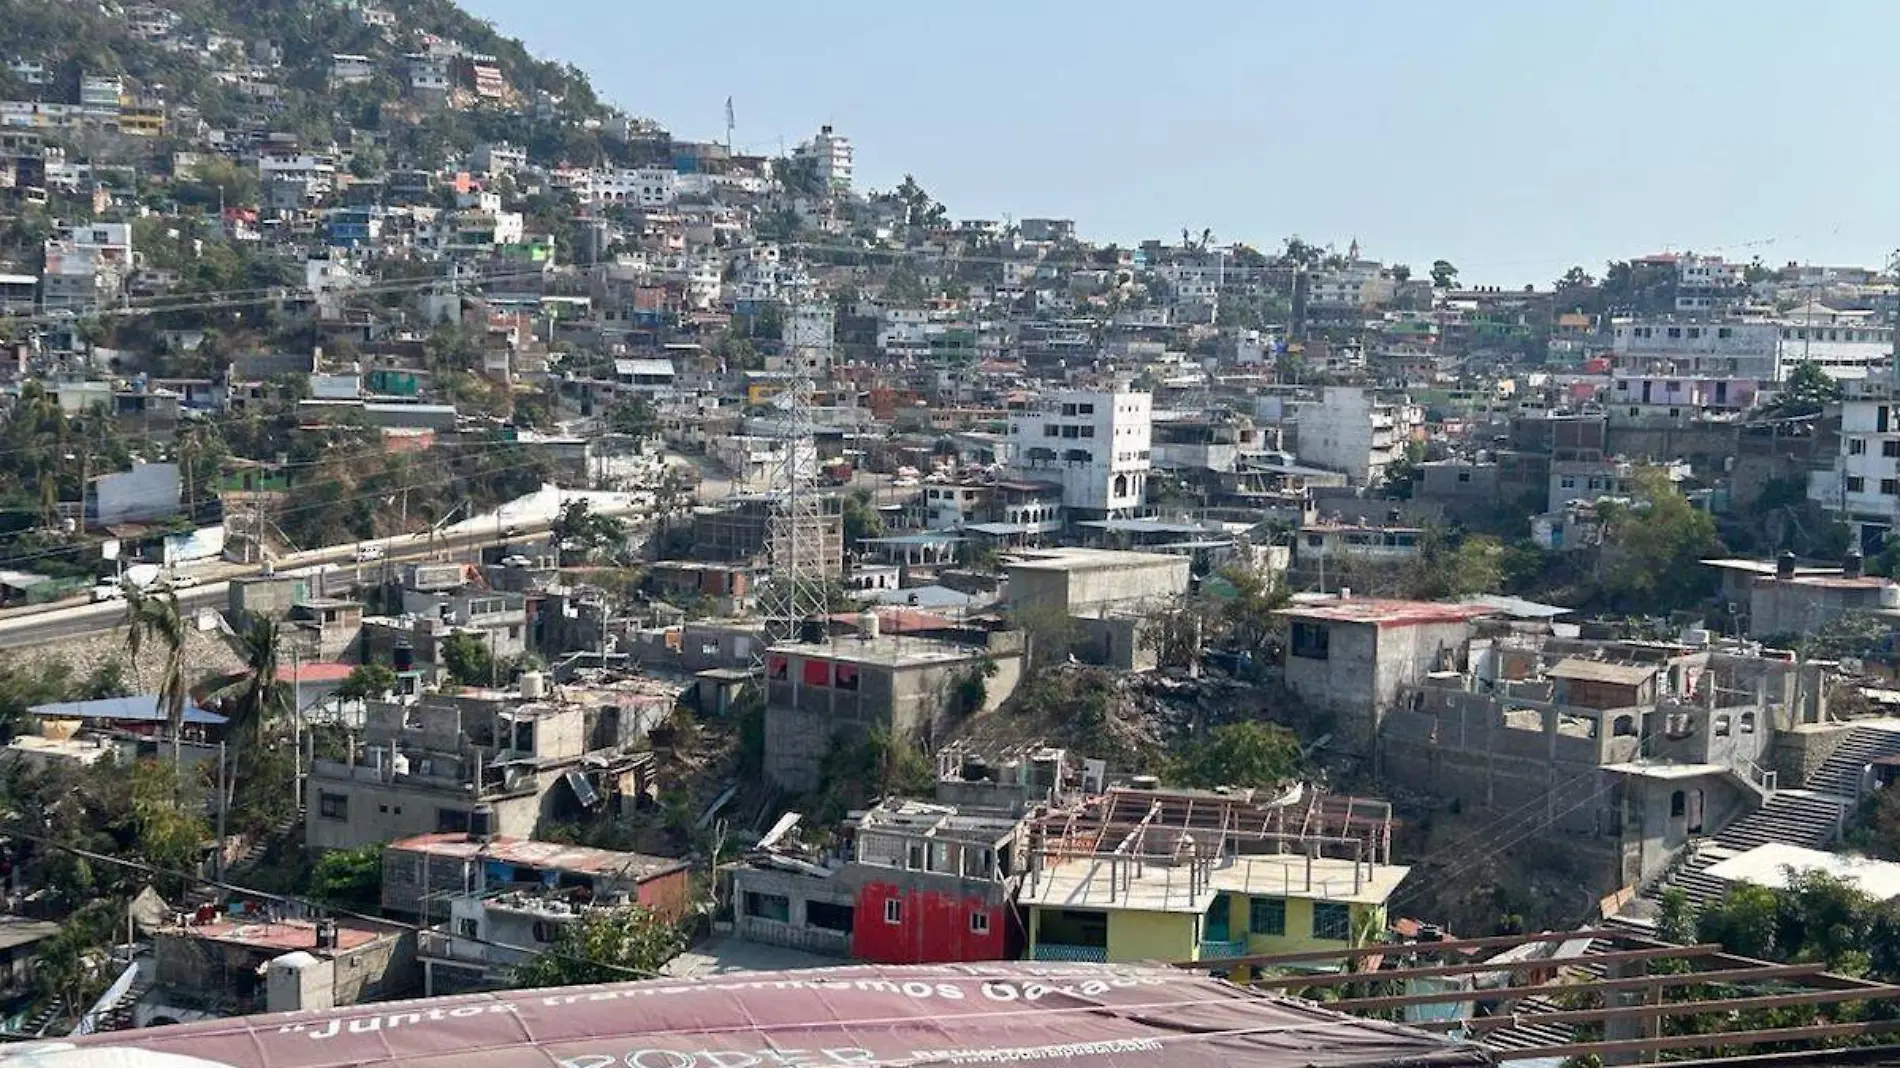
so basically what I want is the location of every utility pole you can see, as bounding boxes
[214,740,228,889]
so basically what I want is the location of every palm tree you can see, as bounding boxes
[123,584,189,770]
[231,616,284,736]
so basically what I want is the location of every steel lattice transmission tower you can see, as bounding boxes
[755,289,836,645]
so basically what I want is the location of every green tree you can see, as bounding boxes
[605,395,660,439]
[1597,469,1721,613]
[441,633,496,688]
[310,843,384,910]
[0,659,75,739]
[126,757,211,897]
[336,663,397,702]
[1403,531,1505,601]
[1656,886,1696,945]
[553,499,629,561]
[841,489,884,549]
[1697,882,1781,961]
[1766,361,1844,419]
[512,906,689,989]
[122,585,189,768]
[1430,259,1459,288]
[1167,721,1304,790]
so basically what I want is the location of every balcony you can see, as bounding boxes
[1200,938,1249,960]
[1030,943,1107,964]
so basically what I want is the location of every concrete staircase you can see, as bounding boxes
[1628,722,1900,919]
[1805,723,1900,803]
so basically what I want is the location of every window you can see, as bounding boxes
[318,792,347,820]
[884,899,903,925]
[1882,441,1900,458]
[1457,471,1472,483]
[1714,715,1732,737]
[1078,403,1095,415]
[532,921,558,943]
[1851,438,1868,456]
[1884,480,1899,497]
[1560,476,1577,489]
[970,911,991,935]
[1043,425,1058,438]
[1080,425,1094,437]
[744,892,791,923]
[1312,902,1351,941]
[1249,898,1287,936]
[1061,403,1077,417]
[1670,790,1686,817]
[1849,477,1867,493]
[1290,621,1330,660]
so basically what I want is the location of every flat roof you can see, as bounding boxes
[1006,547,1188,572]
[387,833,690,882]
[0,914,59,951]
[1707,842,1900,901]
[1021,853,1410,912]
[768,634,986,669]
[173,918,382,954]
[1548,657,1659,685]
[1276,598,1494,629]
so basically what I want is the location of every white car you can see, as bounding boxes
[163,573,200,589]
[353,544,385,563]
[90,583,125,603]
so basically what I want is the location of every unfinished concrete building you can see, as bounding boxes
[1378,630,1806,887]
[689,494,844,578]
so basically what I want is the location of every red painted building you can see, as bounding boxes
[732,796,1039,965]
[851,878,1010,964]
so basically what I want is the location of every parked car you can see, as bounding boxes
[353,543,385,563]
[90,583,125,603]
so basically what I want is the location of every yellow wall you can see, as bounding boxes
[1027,907,1198,964]
[1106,909,1199,963]
[1227,893,1388,955]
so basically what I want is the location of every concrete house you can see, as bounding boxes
[762,624,1025,792]
[1278,597,1497,749]
[304,682,657,853]
[1004,548,1192,670]
[385,833,691,995]
[1019,787,1406,966]
[141,916,412,1025]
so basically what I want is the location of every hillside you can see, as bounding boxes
[0,0,655,169]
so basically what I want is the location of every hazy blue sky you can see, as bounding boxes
[462,0,1894,285]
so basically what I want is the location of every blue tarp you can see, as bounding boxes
[29,694,228,726]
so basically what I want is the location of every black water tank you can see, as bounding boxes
[392,643,415,672]
[799,617,826,644]
[468,807,493,840]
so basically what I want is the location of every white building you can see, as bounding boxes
[577,168,678,209]
[469,142,527,177]
[781,300,835,376]
[1772,303,1893,381]
[1810,373,1900,554]
[258,151,338,198]
[1292,386,1422,487]
[792,125,852,192]
[1675,254,1743,313]
[330,54,376,86]
[1008,388,1152,517]
[42,221,134,312]
[1610,319,1780,381]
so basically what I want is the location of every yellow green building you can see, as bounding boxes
[1019,787,1408,965]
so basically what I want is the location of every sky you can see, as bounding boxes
[462,0,1897,287]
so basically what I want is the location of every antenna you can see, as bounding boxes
[755,280,835,649]
[724,96,735,154]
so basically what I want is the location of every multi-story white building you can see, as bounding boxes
[258,151,338,198]
[792,125,852,192]
[41,221,133,312]
[1307,259,1396,311]
[1292,386,1422,487]
[1610,319,1780,381]
[1008,388,1152,517]
[1772,303,1893,380]
[782,300,834,377]
[78,74,122,112]
[577,168,677,209]
[1810,373,1900,554]
[330,53,376,86]
[407,53,450,99]
[1674,254,1743,313]
[468,142,527,177]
